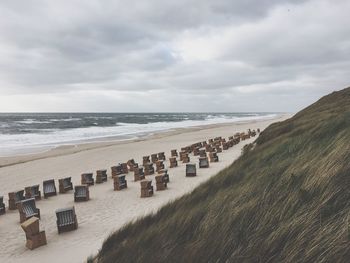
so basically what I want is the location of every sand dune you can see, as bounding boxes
[0,115,288,263]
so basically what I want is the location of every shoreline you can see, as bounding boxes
[0,114,291,263]
[0,114,290,167]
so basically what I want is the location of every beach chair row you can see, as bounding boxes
[1,128,259,250]
[0,128,259,215]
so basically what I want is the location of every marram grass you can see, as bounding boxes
[96,87,350,263]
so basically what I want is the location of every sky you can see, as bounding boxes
[0,0,349,112]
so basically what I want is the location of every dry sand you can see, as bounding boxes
[0,114,289,263]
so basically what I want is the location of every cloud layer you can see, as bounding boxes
[0,0,349,112]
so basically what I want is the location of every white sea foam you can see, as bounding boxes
[15,119,52,124]
[0,114,277,157]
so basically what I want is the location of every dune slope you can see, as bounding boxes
[97,87,350,263]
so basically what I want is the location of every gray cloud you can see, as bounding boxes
[0,0,349,112]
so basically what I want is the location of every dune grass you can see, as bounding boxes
[96,87,350,262]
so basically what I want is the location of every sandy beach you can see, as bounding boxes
[0,114,289,263]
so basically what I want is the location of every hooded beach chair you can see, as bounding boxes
[74,185,90,202]
[151,153,158,163]
[58,177,73,193]
[111,165,123,177]
[157,169,169,182]
[134,167,145,181]
[155,174,167,191]
[199,157,210,168]
[140,180,153,198]
[155,160,165,172]
[127,159,136,171]
[186,164,197,177]
[120,163,129,174]
[0,196,5,215]
[18,198,40,223]
[24,185,41,200]
[144,163,155,175]
[143,156,150,165]
[96,169,108,183]
[56,206,78,234]
[8,190,25,210]
[81,173,94,185]
[169,157,178,168]
[158,152,166,160]
[114,175,127,191]
[43,179,57,198]
[209,152,219,162]
[171,149,178,157]
[21,217,47,250]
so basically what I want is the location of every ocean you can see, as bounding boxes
[0,112,278,156]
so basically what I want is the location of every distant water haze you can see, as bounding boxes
[0,112,278,156]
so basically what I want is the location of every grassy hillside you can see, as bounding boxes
[96,88,350,263]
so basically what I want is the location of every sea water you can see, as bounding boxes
[0,112,278,156]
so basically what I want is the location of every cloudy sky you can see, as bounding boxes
[0,0,349,112]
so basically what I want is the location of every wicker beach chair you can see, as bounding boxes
[0,196,5,215]
[143,156,150,165]
[140,180,153,198]
[215,146,222,153]
[134,167,145,181]
[151,153,158,163]
[114,175,127,191]
[169,157,178,168]
[144,163,155,175]
[181,146,191,153]
[186,164,197,177]
[158,152,166,160]
[209,152,219,162]
[111,165,123,177]
[199,157,210,168]
[155,160,165,172]
[171,149,178,157]
[74,185,90,202]
[81,173,94,185]
[127,159,136,172]
[222,142,229,150]
[120,163,129,174]
[24,185,41,200]
[158,170,169,183]
[8,190,25,210]
[96,169,108,184]
[18,198,40,223]
[56,207,78,234]
[199,149,207,158]
[43,179,57,198]
[21,217,47,250]
[155,174,167,191]
[58,177,73,193]
[193,147,200,156]
[182,153,190,163]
